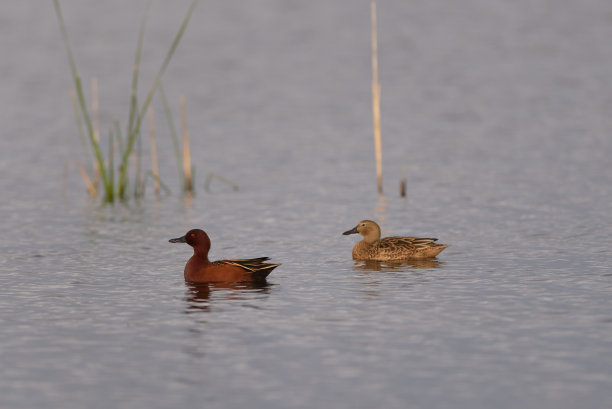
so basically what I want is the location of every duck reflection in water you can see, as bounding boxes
[354,259,445,298]
[353,259,445,272]
[184,281,271,313]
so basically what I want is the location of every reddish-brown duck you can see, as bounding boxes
[169,229,279,282]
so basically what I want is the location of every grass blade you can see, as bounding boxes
[114,119,124,154]
[204,173,239,192]
[159,83,184,190]
[148,105,161,200]
[118,0,198,198]
[70,89,90,167]
[144,171,172,196]
[108,126,115,201]
[127,0,151,135]
[54,0,112,201]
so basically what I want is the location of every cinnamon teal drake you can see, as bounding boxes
[169,229,280,282]
[342,220,448,261]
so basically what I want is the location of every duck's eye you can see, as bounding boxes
[361,223,366,227]
[190,233,195,237]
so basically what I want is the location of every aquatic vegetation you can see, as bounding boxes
[53,0,198,202]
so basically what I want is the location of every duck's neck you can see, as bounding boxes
[191,233,212,264]
[361,237,380,246]
[193,247,211,264]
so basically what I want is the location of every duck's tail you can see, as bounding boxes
[218,257,280,280]
[422,243,449,258]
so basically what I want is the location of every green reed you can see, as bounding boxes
[159,84,185,192]
[53,0,198,202]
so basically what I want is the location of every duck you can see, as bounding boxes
[169,228,280,282]
[342,220,448,261]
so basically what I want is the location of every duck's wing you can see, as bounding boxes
[381,236,439,249]
[216,257,280,279]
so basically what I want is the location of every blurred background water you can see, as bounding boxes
[1,1,611,408]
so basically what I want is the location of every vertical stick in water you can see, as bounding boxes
[400,165,407,197]
[148,106,160,200]
[371,2,383,194]
[180,96,193,193]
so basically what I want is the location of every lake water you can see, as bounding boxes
[1,1,611,408]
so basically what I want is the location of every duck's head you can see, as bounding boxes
[169,229,211,254]
[342,220,381,243]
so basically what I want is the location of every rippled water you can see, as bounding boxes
[2,1,612,408]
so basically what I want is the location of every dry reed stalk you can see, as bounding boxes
[180,95,193,193]
[371,2,383,195]
[76,161,98,196]
[147,105,160,200]
[62,161,97,197]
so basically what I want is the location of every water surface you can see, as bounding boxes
[1,1,612,408]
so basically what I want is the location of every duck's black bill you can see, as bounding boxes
[169,236,187,243]
[342,226,359,235]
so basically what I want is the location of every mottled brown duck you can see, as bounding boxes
[343,220,448,261]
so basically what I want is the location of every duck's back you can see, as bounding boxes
[353,236,448,261]
[185,256,279,282]
[216,257,279,281]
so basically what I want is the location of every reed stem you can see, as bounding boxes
[180,95,193,193]
[127,0,150,136]
[92,77,101,187]
[108,127,115,201]
[371,2,383,195]
[148,106,161,200]
[92,77,99,143]
[70,89,89,164]
[118,0,198,199]
[134,131,142,198]
[204,173,239,192]
[159,84,184,190]
[76,162,97,197]
[53,0,112,201]
[114,120,124,155]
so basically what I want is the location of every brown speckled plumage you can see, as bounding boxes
[343,220,448,261]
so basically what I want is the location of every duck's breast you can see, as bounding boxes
[352,241,378,260]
